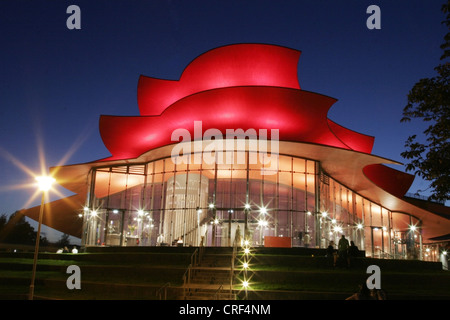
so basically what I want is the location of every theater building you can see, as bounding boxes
[23,44,450,261]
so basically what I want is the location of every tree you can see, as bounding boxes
[55,233,72,248]
[0,212,48,246]
[400,1,450,202]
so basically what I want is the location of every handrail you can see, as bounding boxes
[182,263,192,300]
[230,242,237,297]
[191,248,199,267]
[377,248,405,260]
[182,247,200,299]
[213,284,224,300]
[156,282,171,300]
[182,264,191,285]
[199,244,205,266]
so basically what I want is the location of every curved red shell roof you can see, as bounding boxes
[137,44,302,116]
[99,43,375,161]
[363,164,416,199]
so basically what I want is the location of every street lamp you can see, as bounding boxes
[29,175,55,300]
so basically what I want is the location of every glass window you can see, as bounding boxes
[85,152,334,249]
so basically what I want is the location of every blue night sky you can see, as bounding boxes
[0,1,447,242]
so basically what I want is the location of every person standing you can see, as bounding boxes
[326,240,337,267]
[348,241,359,267]
[338,235,350,267]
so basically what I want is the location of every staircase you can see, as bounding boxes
[182,247,237,300]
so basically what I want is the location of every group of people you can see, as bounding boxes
[346,282,387,300]
[326,235,359,268]
[56,246,78,254]
[326,235,388,300]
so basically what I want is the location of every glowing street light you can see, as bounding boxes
[35,175,55,192]
[29,175,55,300]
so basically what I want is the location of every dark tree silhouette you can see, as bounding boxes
[0,212,49,246]
[55,233,72,248]
[400,1,450,202]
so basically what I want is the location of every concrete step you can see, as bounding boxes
[191,275,230,280]
[199,256,233,267]
[183,295,235,300]
[191,276,230,281]
[190,277,232,285]
[182,287,236,300]
[192,272,230,277]
[190,267,233,285]
[190,277,233,283]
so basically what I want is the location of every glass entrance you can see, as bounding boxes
[105,209,123,246]
[209,209,246,247]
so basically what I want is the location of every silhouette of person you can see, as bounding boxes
[348,241,359,267]
[338,235,349,267]
[326,240,337,267]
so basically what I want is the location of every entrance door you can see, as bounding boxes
[210,209,247,247]
[105,209,124,246]
[370,226,390,258]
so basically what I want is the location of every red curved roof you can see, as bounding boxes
[101,87,376,161]
[100,43,375,161]
[137,44,302,116]
[363,164,416,199]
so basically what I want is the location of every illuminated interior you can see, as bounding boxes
[85,151,317,248]
[81,147,424,259]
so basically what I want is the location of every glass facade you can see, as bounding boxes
[81,150,424,259]
[318,174,422,259]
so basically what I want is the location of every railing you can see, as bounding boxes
[405,192,446,204]
[182,245,204,299]
[376,248,406,260]
[230,241,237,298]
[156,282,171,300]
[199,244,205,266]
[191,248,199,267]
[213,284,224,300]
[182,265,190,299]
